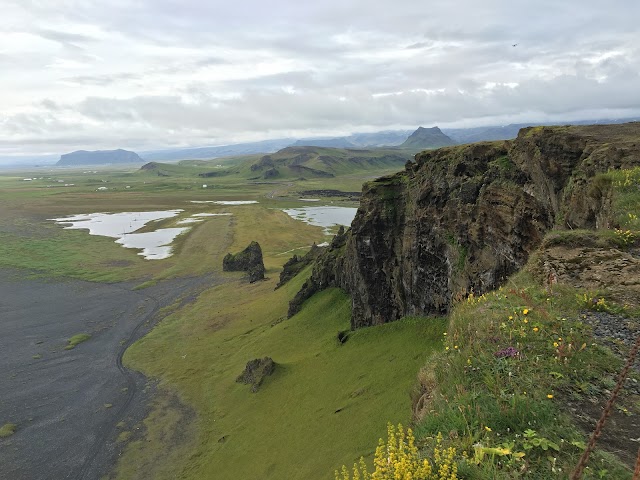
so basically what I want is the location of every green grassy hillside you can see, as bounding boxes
[115,275,445,479]
[246,146,411,180]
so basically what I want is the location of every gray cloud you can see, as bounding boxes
[2,0,640,157]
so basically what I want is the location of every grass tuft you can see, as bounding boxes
[0,423,17,438]
[65,333,91,350]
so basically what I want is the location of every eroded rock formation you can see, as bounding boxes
[223,241,265,283]
[236,357,276,393]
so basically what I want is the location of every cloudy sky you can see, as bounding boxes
[2,0,639,157]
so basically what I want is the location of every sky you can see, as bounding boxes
[1,0,640,158]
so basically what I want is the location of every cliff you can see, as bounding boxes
[57,149,143,166]
[290,123,640,329]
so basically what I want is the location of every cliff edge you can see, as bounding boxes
[290,123,640,329]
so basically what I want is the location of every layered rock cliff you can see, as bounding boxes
[290,123,640,329]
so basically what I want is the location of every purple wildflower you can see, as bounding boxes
[495,346,520,358]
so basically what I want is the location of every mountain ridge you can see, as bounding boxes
[400,126,455,150]
[56,149,143,166]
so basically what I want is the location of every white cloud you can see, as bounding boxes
[2,0,640,156]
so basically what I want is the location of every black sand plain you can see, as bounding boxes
[0,270,214,480]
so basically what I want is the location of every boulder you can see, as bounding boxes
[236,357,276,392]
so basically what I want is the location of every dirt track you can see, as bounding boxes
[0,270,217,480]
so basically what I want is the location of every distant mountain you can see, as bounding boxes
[400,127,455,150]
[56,149,143,166]
[442,124,531,144]
[292,138,357,148]
[248,146,411,180]
[348,130,413,147]
[442,117,640,144]
[140,139,293,162]
[293,130,412,148]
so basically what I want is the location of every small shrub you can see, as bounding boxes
[335,424,459,480]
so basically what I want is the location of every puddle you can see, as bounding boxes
[51,210,183,237]
[282,206,358,234]
[50,210,187,259]
[190,200,258,205]
[299,198,321,202]
[116,228,189,260]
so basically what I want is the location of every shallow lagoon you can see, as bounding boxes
[51,210,187,260]
[116,227,189,260]
[282,206,358,234]
[51,210,183,237]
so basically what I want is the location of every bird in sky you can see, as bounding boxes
[512,43,519,47]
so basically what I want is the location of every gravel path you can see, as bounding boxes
[582,311,640,392]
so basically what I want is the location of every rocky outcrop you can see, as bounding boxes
[264,168,279,179]
[276,244,324,289]
[299,189,361,199]
[198,171,229,178]
[236,357,276,392]
[57,149,143,166]
[290,123,640,329]
[223,241,265,283]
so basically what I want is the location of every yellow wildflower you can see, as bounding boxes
[523,308,529,315]
[547,394,554,399]
[533,327,539,332]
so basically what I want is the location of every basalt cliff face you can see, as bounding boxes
[289,123,640,329]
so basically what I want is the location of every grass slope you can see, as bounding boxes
[116,270,446,479]
[243,146,411,180]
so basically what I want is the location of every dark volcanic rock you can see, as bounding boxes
[57,149,143,166]
[223,241,265,283]
[276,244,323,289]
[290,123,640,329]
[198,171,228,178]
[236,357,276,392]
[264,167,279,179]
[299,189,361,199]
